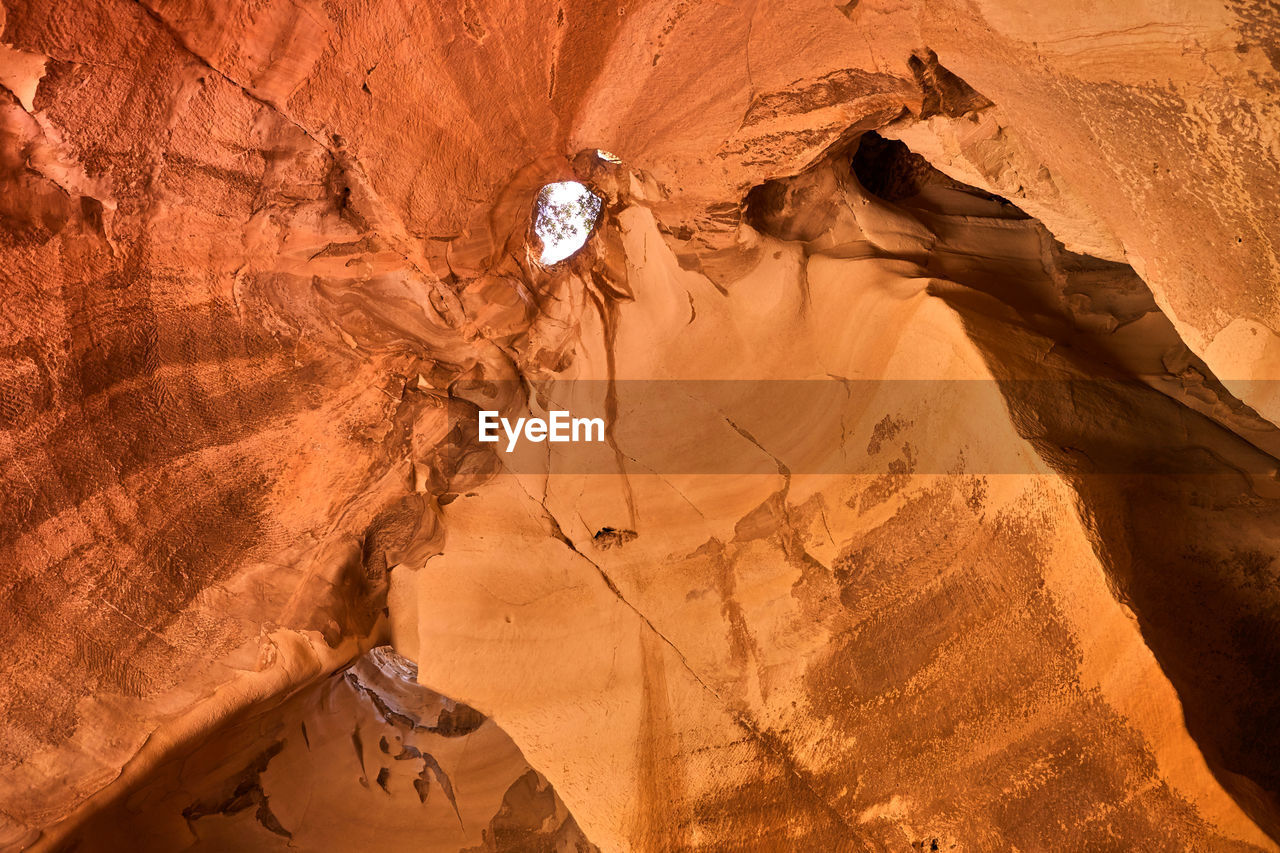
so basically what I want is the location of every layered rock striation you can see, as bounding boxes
[1,0,1279,850]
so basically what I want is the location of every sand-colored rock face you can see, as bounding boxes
[50,646,596,852]
[1,0,1279,851]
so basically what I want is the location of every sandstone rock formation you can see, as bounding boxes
[1,0,1279,850]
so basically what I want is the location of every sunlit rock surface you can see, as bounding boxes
[51,646,596,852]
[1,0,1279,850]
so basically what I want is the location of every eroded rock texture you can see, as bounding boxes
[55,647,596,852]
[1,0,1279,850]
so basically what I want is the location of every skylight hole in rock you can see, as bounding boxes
[533,180,603,265]
[367,644,420,683]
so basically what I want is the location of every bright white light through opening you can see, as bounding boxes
[534,180,602,265]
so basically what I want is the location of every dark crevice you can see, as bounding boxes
[851,131,1022,210]
[842,128,1280,843]
[344,670,486,738]
[181,741,292,839]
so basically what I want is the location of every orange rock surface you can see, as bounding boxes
[1,0,1279,850]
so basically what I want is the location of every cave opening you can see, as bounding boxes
[850,130,1024,215]
[367,643,420,683]
[533,180,603,265]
